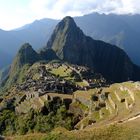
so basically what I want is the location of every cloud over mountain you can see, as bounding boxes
[29,0,140,18]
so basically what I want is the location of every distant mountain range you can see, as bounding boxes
[0,19,58,69]
[75,13,140,66]
[1,13,140,69]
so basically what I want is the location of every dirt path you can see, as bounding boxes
[118,112,140,124]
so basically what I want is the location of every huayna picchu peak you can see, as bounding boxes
[45,16,140,82]
[46,16,85,60]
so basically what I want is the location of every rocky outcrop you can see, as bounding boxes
[11,43,39,69]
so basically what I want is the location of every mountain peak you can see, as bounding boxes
[19,43,33,54]
[45,16,140,82]
[63,16,74,20]
[51,16,78,34]
[3,43,39,88]
[62,16,75,25]
[12,43,39,69]
[56,16,77,29]
[46,16,84,59]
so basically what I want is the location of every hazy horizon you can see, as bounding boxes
[1,0,140,30]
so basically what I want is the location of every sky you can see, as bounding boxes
[0,0,140,30]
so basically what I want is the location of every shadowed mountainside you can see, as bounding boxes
[44,16,140,82]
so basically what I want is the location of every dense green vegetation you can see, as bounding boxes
[0,104,74,136]
[8,124,139,140]
[0,64,30,94]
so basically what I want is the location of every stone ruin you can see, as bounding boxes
[16,64,78,95]
[119,86,135,102]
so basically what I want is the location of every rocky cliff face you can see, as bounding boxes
[45,16,140,82]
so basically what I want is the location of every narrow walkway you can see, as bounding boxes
[118,112,140,124]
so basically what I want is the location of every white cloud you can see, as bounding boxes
[93,0,137,14]
[0,0,140,30]
[28,0,101,19]
[28,0,140,18]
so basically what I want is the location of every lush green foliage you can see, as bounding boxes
[0,104,74,136]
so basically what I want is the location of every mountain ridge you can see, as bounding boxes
[1,16,140,88]
[1,13,140,69]
[45,16,139,82]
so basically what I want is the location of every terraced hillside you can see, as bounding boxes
[4,81,140,140]
[2,60,140,139]
[15,93,72,114]
[71,81,140,129]
[14,80,140,131]
[0,60,104,113]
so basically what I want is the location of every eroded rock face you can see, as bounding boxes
[45,16,140,82]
